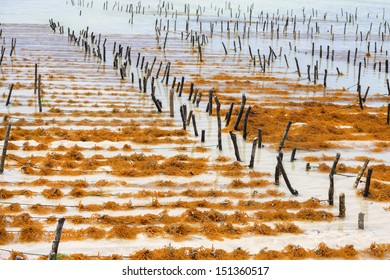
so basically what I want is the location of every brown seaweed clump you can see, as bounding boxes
[107,225,139,240]
[42,188,64,199]
[0,227,14,245]
[19,225,45,242]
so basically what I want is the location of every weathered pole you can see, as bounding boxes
[0,122,12,174]
[49,218,66,260]
[329,153,341,205]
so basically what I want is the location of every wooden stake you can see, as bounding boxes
[276,154,299,195]
[49,217,66,260]
[324,69,328,88]
[358,86,364,110]
[229,130,241,161]
[201,130,205,142]
[295,57,301,77]
[358,213,364,229]
[34,63,38,95]
[353,159,370,188]
[151,94,162,112]
[169,89,174,117]
[290,148,297,161]
[208,90,213,116]
[0,46,5,65]
[38,74,42,112]
[5,84,14,106]
[248,138,258,168]
[213,96,222,150]
[328,153,341,206]
[0,122,12,174]
[339,193,346,218]
[275,151,283,185]
[363,168,373,197]
[186,110,193,126]
[180,105,186,130]
[257,128,262,148]
[234,94,246,130]
[278,120,292,152]
[192,114,198,137]
[387,103,390,125]
[178,76,185,97]
[225,102,234,127]
[242,106,251,140]
[222,42,228,55]
[357,62,362,91]
[188,83,194,101]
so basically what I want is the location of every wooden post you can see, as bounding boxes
[257,128,262,148]
[215,96,222,150]
[339,193,346,218]
[0,122,12,174]
[201,130,205,142]
[387,103,390,125]
[357,62,362,91]
[295,57,301,77]
[192,114,198,137]
[208,90,213,116]
[242,106,251,140]
[324,69,328,88]
[290,148,297,161]
[38,75,42,112]
[387,79,390,96]
[143,76,147,93]
[275,151,283,185]
[169,89,174,117]
[284,54,289,68]
[188,83,194,101]
[165,63,170,86]
[234,94,246,130]
[151,94,162,112]
[358,86,364,110]
[248,138,258,168]
[180,105,186,130]
[353,159,370,188]
[229,130,241,161]
[278,120,292,152]
[34,63,38,94]
[222,42,228,55]
[5,84,14,106]
[186,110,193,126]
[363,168,373,197]
[0,46,5,65]
[358,213,364,229]
[178,76,185,97]
[363,86,370,102]
[225,102,234,127]
[49,218,66,260]
[276,154,299,195]
[329,153,341,206]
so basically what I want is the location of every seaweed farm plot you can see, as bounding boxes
[0,0,390,260]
